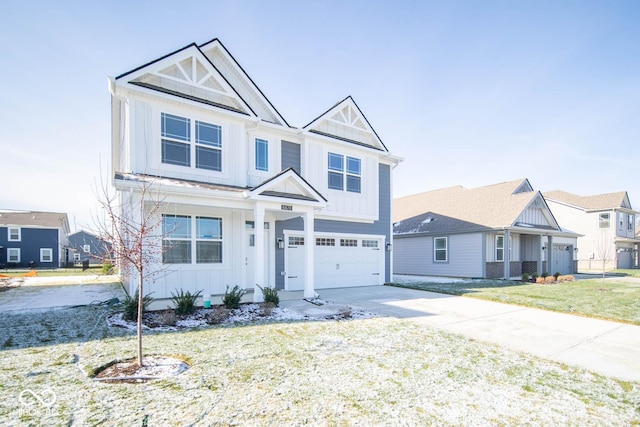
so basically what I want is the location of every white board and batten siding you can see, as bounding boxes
[394,233,484,278]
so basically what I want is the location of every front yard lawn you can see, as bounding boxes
[0,267,105,277]
[392,275,640,325]
[1,304,639,425]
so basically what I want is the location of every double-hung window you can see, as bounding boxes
[196,217,222,263]
[163,215,192,264]
[599,213,610,229]
[161,113,191,167]
[161,113,222,171]
[255,138,268,171]
[7,248,20,263]
[434,237,448,262]
[629,215,635,232]
[496,235,512,261]
[40,248,53,263]
[8,227,20,241]
[327,153,361,193]
[195,121,222,171]
[162,215,223,264]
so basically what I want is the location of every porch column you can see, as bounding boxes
[253,204,265,303]
[303,210,315,298]
[503,230,511,279]
[547,235,554,275]
[537,235,543,277]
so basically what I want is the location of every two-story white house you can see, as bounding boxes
[544,191,640,271]
[108,38,401,301]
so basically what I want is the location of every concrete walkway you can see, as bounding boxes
[280,285,640,382]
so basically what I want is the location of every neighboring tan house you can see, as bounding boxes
[544,190,640,271]
[68,230,112,265]
[109,38,401,301]
[0,210,70,269]
[393,179,579,279]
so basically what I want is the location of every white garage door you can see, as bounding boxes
[285,234,384,290]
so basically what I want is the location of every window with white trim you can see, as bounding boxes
[255,138,268,171]
[327,152,361,193]
[40,248,53,263]
[161,113,222,171]
[8,227,20,242]
[289,237,304,246]
[619,213,624,230]
[83,244,90,253]
[162,215,223,264]
[73,253,81,261]
[629,214,635,232]
[434,237,447,262]
[599,213,610,229]
[7,248,20,263]
[496,235,513,261]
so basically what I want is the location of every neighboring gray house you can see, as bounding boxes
[393,179,579,279]
[544,190,640,271]
[68,230,111,265]
[0,210,70,269]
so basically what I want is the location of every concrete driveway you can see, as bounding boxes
[0,277,125,312]
[282,285,640,382]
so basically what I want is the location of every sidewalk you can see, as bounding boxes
[281,285,640,382]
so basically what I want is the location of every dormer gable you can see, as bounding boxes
[246,168,327,206]
[116,43,255,117]
[513,179,534,194]
[303,96,387,152]
[513,192,561,230]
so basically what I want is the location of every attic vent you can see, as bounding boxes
[422,217,435,224]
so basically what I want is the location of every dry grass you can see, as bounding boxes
[0,304,639,425]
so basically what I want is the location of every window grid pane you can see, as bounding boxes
[196,121,221,147]
[161,113,190,141]
[163,240,191,264]
[328,171,343,190]
[197,241,222,263]
[196,146,222,171]
[346,175,361,193]
[196,217,222,239]
[163,215,191,238]
[255,138,269,171]
[162,140,190,166]
[328,153,344,171]
[346,157,361,175]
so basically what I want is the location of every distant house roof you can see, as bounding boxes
[0,210,69,229]
[543,190,633,211]
[393,178,550,229]
[394,211,492,236]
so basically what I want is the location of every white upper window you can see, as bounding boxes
[255,138,268,172]
[327,153,361,193]
[83,244,91,253]
[629,214,635,232]
[8,227,20,242]
[40,248,53,263]
[161,112,222,171]
[599,213,610,229]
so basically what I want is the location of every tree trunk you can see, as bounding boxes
[137,267,144,368]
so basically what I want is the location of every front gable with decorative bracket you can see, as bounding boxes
[245,168,327,207]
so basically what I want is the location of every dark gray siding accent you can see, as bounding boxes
[275,164,391,288]
[0,227,59,268]
[281,141,301,173]
[69,231,111,264]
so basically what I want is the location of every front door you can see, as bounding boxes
[246,226,271,288]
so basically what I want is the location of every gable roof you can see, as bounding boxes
[394,211,491,236]
[115,39,288,126]
[394,179,560,231]
[246,167,327,205]
[0,210,69,230]
[303,96,388,152]
[543,190,633,211]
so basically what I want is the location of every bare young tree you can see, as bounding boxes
[594,229,615,288]
[93,175,165,367]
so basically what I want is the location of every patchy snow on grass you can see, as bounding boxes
[393,274,471,284]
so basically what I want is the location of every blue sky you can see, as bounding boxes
[1,0,639,231]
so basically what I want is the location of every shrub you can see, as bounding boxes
[260,302,276,317]
[101,262,114,275]
[535,277,544,284]
[558,275,575,282]
[222,285,246,309]
[123,289,154,321]
[544,276,555,284]
[521,273,530,282]
[171,288,202,315]
[531,272,539,280]
[541,272,549,278]
[258,285,280,307]
[554,272,561,280]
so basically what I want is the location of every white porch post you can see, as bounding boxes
[537,235,543,277]
[303,210,315,298]
[253,204,265,303]
[503,230,511,279]
[547,235,554,275]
